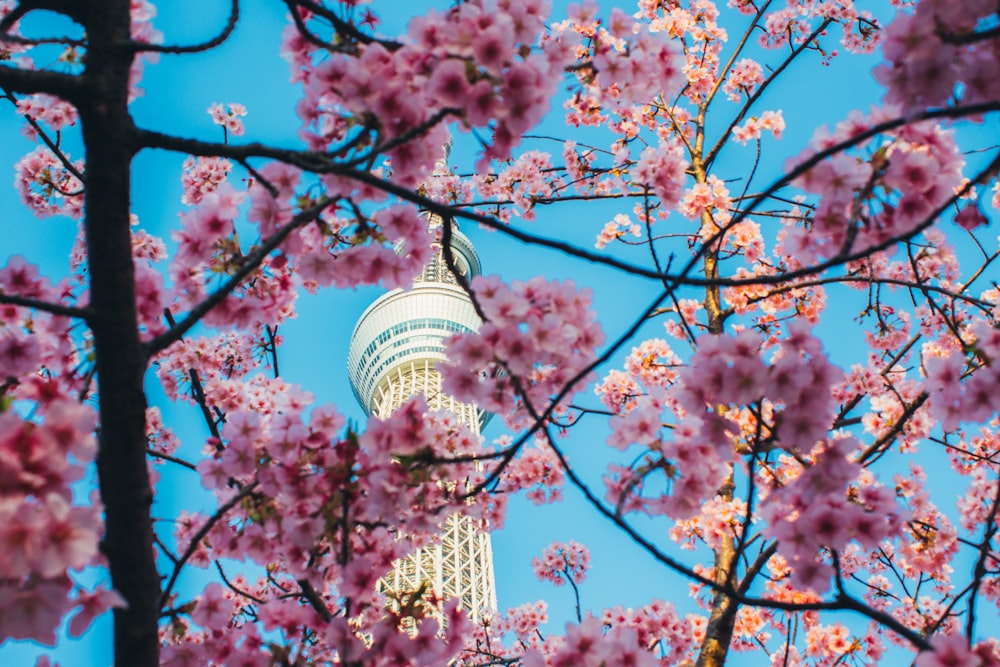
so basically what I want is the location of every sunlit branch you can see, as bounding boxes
[966,470,1000,639]
[701,0,773,110]
[705,18,832,168]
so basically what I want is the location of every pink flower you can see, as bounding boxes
[955,204,989,231]
[427,59,471,109]
[533,540,590,586]
[68,587,126,637]
[915,634,980,667]
[190,583,233,629]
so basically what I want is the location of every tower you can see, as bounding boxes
[346,216,497,620]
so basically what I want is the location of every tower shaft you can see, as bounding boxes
[348,218,496,621]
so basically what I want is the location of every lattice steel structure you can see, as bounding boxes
[347,218,497,621]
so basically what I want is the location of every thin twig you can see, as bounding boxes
[159,482,258,610]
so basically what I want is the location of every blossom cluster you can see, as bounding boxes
[595,213,642,249]
[761,436,905,593]
[15,94,78,139]
[169,156,438,333]
[601,325,849,521]
[161,391,499,663]
[283,0,575,178]
[784,112,965,264]
[924,321,1000,432]
[208,102,247,137]
[876,0,1000,111]
[532,540,590,587]
[730,109,785,144]
[13,147,84,219]
[0,284,122,645]
[441,275,605,429]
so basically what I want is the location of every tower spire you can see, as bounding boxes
[347,214,497,620]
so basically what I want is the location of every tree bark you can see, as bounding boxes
[79,2,161,664]
[694,138,742,665]
[695,475,739,667]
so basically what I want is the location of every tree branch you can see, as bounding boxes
[143,197,333,357]
[2,86,86,183]
[0,292,91,319]
[159,481,259,610]
[539,424,932,651]
[0,33,84,47]
[146,448,198,471]
[286,0,402,51]
[704,18,833,167]
[0,64,83,101]
[0,0,86,32]
[133,0,239,54]
[297,578,333,622]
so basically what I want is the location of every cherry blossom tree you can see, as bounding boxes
[2,0,1000,666]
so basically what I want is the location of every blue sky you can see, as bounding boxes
[6,0,986,664]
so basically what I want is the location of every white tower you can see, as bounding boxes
[347,218,497,620]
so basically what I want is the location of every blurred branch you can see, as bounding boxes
[134,0,239,54]
[285,0,401,51]
[146,449,198,471]
[0,291,91,318]
[0,64,83,100]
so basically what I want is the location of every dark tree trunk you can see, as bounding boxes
[79,2,161,664]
